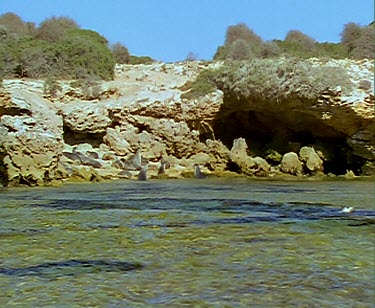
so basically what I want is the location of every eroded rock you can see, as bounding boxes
[280,152,303,175]
[230,138,270,176]
[299,146,324,174]
[0,90,64,186]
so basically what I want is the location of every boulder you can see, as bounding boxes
[299,146,324,173]
[230,138,270,176]
[205,139,231,171]
[280,152,303,175]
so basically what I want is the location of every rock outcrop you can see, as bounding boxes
[0,88,64,186]
[229,138,270,176]
[0,59,373,186]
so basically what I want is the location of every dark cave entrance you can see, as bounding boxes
[63,126,105,148]
[211,108,366,175]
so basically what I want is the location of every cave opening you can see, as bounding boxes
[63,126,105,148]
[211,108,365,175]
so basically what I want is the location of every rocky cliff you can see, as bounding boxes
[0,59,373,186]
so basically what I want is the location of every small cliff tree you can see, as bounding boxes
[285,30,316,51]
[37,16,79,42]
[111,42,130,64]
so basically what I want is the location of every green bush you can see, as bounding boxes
[213,45,229,60]
[227,39,253,60]
[111,42,130,64]
[193,58,353,102]
[0,12,28,36]
[225,23,262,46]
[341,22,362,51]
[285,30,316,51]
[259,41,281,58]
[275,40,317,59]
[36,16,79,42]
[350,24,375,59]
[213,21,373,61]
[0,27,18,77]
[314,42,349,59]
[128,55,154,65]
[180,69,219,100]
[57,29,115,80]
[341,22,374,59]
[17,37,57,78]
[43,76,62,98]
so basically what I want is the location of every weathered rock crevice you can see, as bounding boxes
[63,126,105,148]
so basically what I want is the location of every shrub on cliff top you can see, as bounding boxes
[111,42,130,64]
[189,58,353,102]
[181,69,220,100]
[0,12,28,36]
[227,39,253,60]
[36,16,79,42]
[341,22,375,59]
[57,29,115,80]
[225,23,262,47]
[285,30,316,51]
[128,55,154,65]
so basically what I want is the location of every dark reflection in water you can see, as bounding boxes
[0,260,143,278]
[30,198,375,227]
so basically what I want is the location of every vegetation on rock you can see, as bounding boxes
[184,58,354,101]
[214,22,374,61]
[0,12,372,84]
[0,13,140,81]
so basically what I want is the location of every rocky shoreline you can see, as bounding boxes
[0,59,374,187]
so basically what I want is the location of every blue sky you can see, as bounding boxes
[1,0,374,62]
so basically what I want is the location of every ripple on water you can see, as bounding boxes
[0,180,373,306]
[0,260,143,279]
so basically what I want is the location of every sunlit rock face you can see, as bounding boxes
[0,59,373,186]
[0,86,64,186]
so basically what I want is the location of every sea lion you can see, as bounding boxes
[158,161,166,175]
[137,164,148,181]
[132,149,142,170]
[158,156,170,175]
[193,164,207,179]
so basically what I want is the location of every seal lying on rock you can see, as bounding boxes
[63,150,102,168]
[193,164,208,179]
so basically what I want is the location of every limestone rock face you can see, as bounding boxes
[103,127,131,156]
[299,146,324,173]
[205,139,231,171]
[0,90,64,186]
[280,152,303,175]
[1,58,374,186]
[60,102,111,134]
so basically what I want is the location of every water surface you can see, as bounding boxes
[0,179,374,307]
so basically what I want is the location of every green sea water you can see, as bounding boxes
[0,178,374,307]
